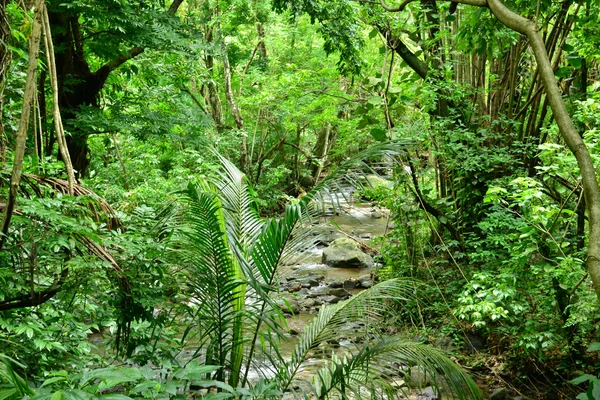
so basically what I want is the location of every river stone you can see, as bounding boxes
[298,277,321,287]
[371,211,383,219]
[277,295,299,314]
[343,278,358,290]
[322,238,373,268]
[358,274,374,288]
[489,388,507,400]
[322,295,341,304]
[364,174,393,189]
[300,299,316,309]
[328,281,343,288]
[307,286,330,298]
[328,288,350,298]
[417,387,438,400]
[405,366,429,389]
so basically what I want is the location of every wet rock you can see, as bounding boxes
[300,299,316,309]
[417,387,438,400]
[297,277,321,287]
[328,288,350,298]
[328,281,343,288]
[435,336,454,352]
[322,295,341,304]
[307,286,330,298]
[277,295,299,314]
[489,388,507,400]
[359,233,372,240]
[389,379,405,389]
[288,283,302,293]
[371,211,383,219]
[405,366,429,389]
[322,238,373,268]
[289,328,300,335]
[343,279,358,291]
[358,274,374,289]
[465,334,485,353]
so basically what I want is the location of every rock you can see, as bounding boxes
[322,295,341,304]
[328,281,343,288]
[405,366,429,389]
[300,299,316,309]
[328,288,350,298]
[465,334,485,353]
[297,277,321,287]
[307,286,330,298]
[358,274,374,289]
[322,238,373,268]
[435,336,454,352]
[390,379,405,389]
[289,328,300,335]
[343,279,358,290]
[288,283,302,293]
[364,174,393,189]
[489,388,507,400]
[417,387,438,400]
[371,211,383,219]
[277,295,299,314]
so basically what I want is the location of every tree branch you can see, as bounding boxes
[94,0,185,78]
[380,0,486,12]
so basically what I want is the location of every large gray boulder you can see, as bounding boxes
[322,238,373,268]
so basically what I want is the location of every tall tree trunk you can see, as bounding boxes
[46,1,183,177]
[0,0,11,163]
[222,46,246,171]
[0,0,44,249]
[487,0,600,301]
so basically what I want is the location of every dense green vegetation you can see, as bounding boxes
[1,0,600,398]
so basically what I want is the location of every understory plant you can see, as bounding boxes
[5,147,480,399]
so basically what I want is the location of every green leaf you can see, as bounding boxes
[41,376,68,387]
[369,128,387,142]
[570,374,597,384]
[367,96,382,105]
[587,342,600,352]
[567,56,583,68]
[555,67,570,78]
[0,389,17,400]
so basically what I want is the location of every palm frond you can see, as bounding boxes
[175,182,245,383]
[214,154,264,257]
[311,339,481,400]
[300,140,411,208]
[277,278,418,390]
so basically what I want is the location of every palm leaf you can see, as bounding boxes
[277,279,417,390]
[175,182,244,384]
[311,339,481,399]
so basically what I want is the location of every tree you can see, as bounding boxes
[45,0,184,177]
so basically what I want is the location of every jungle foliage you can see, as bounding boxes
[1,0,600,398]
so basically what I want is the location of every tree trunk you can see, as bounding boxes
[0,0,44,249]
[487,0,600,301]
[222,46,246,171]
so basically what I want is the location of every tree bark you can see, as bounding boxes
[222,46,247,171]
[47,0,184,177]
[486,0,600,301]
[0,0,44,250]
